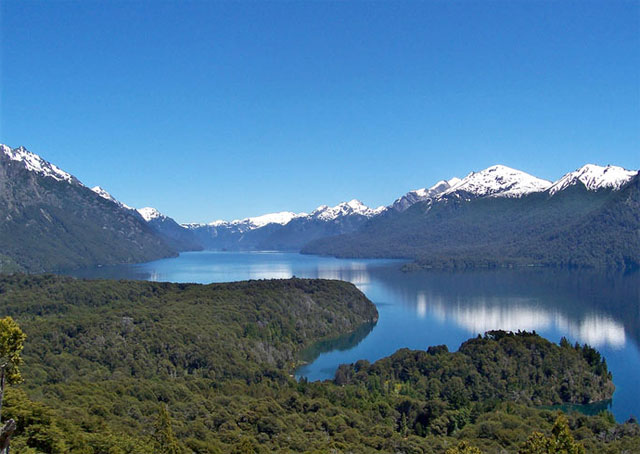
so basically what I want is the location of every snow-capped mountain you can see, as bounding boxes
[0,144,177,271]
[91,186,134,210]
[1,144,80,184]
[187,200,383,233]
[182,200,385,251]
[439,165,552,199]
[303,165,640,269]
[197,211,307,231]
[392,178,461,212]
[136,207,202,252]
[309,200,385,221]
[137,206,165,222]
[548,164,639,196]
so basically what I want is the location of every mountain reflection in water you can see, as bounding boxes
[69,252,640,421]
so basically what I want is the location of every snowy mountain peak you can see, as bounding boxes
[244,211,304,228]
[441,165,552,199]
[311,199,384,221]
[391,177,461,211]
[91,186,133,210]
[548,164,638,196]
[1,144,79,184]
[202,211,307,230]
[137,207,164,222]
[446,177,462,187]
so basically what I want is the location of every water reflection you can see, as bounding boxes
[67,252,640,421]
[563,315,626,349]
[298,322,376,365]
[368,267,639,351]
[414,295,627,349]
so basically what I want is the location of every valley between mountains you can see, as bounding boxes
[0,144,638,272]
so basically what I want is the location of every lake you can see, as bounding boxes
[70,251,640,422]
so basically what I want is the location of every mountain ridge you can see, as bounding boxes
[0,144,177,272]
[1,143,637,270]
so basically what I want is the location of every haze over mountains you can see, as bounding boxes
[1,143,638,271]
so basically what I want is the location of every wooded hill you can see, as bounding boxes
[0,275,638,453]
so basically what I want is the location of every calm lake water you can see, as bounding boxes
[70,251,640,422]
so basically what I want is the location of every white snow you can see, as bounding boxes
[548,164,638,196]
[392,177,460,211]
[137,207,164,222]
[440,165,552,199]
[446,177,462,187]
[1,144,77,184]
[245,211,305,228]
[309,199,384,221]
[91,186,133,210]
[205,211,307,230]
[195,200,383,230]
[182,222,206,229]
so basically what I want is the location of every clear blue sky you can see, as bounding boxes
[1,1,638,223]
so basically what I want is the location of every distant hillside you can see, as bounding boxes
[303,170,640,269]
[185,199,384,251]
[136,206,203,252]
[0,145,176,272]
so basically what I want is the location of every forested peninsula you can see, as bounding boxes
[0,275,638,453]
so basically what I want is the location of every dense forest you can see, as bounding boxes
[0,275,638,453]
[303,176,640,270]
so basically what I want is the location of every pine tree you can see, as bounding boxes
[154,404,182,454]
[0,317,26,421]
[518,414,585,454]
[0,317,25,454]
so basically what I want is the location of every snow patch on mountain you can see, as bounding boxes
[91,186,133,210]
[548,164,638,196]
[310,199,384,221]
[137,207,164,222]
[186,200,384,231]
[392,177,461,211]
[441,165,552,199]
[244,211,305,228]
[1,144,78,184]
[195,211,307,231]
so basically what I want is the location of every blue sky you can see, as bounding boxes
[1,1,638,223]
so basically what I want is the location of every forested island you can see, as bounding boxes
[0,274,638,453]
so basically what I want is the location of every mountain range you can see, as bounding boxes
[0,145,176,272]
[304,164,640,269]
[0,143,638,271]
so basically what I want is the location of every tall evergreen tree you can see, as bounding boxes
[518,414,585,454]
[154,404,182,454]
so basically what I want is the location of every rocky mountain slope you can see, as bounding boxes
[0,144,176,272]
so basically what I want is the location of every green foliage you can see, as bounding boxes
[1,275,638,453]
[337,331,614,407]
[0,316,26,385]
[0,274,376,384]
[446,441,483,454]
[154,404,183,454]
[518,414,585,454]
